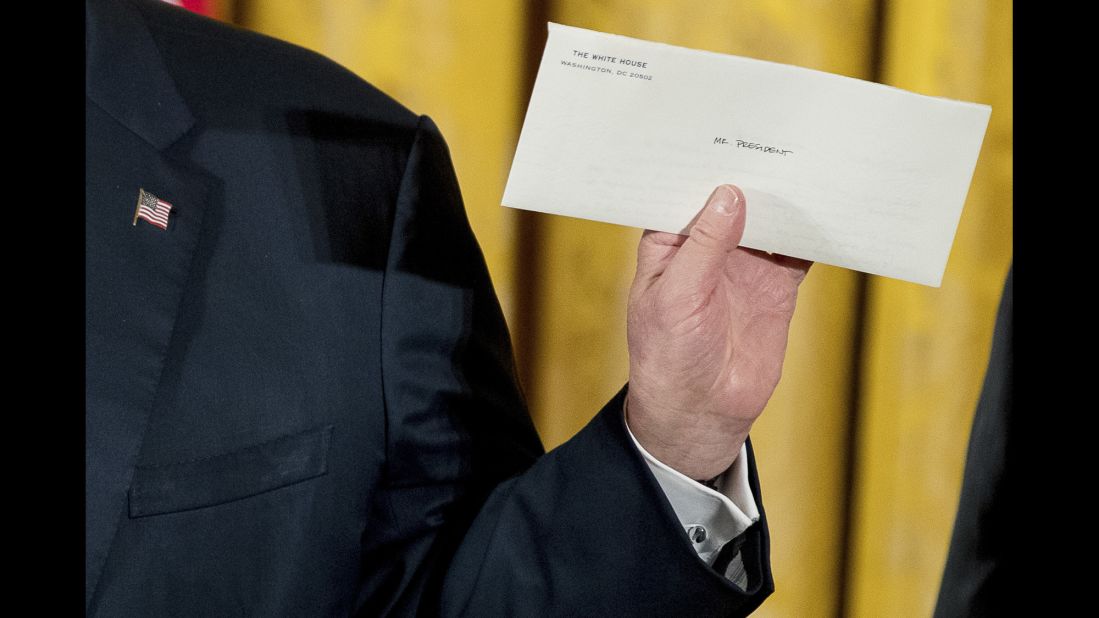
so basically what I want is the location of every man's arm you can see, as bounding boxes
[625,402,760,588]
[356,115,795,615]
[439,386,772,615]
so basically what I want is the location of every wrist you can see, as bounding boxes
[625,389,750,480]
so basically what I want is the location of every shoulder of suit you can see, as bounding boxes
[126,0,420,131]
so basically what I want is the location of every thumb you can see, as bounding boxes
[663,184,747,294]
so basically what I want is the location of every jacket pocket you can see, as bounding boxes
[128,425,333,518]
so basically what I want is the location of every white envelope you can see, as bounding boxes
[502,23,992,287]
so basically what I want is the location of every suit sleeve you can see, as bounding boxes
[355,115,774,617]
[933,265,1014,617]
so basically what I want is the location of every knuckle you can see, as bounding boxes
[756,277,799,312]
[689,221,726,249]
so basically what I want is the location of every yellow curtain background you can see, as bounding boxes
[224,1,1013,614]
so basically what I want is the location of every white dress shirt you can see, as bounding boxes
[623,402,759,589]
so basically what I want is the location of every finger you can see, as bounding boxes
[739,248,814,282]
[641,230,688,247]
[776,255,813,282]
[663,184,747,295]
[634,230,687,288]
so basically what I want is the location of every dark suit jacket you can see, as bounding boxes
[85,0,773,614]
[933,266,1014,617]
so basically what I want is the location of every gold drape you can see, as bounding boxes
[234,2,1012,613]
[847,1,1013,615]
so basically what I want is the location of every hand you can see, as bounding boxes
[625,184,811,481]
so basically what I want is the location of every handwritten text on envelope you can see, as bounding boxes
[502,23,992,287]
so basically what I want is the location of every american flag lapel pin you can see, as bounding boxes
[133,188,173,230]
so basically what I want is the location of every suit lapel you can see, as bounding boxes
[85,0,194,150]
[85,0,212,608]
